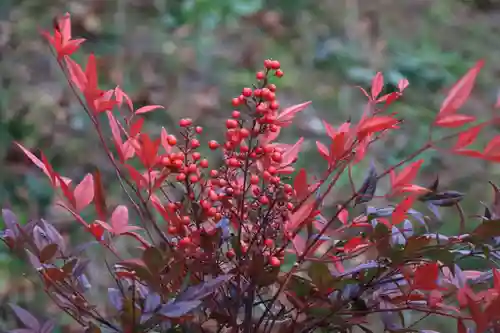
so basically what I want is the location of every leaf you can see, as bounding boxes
[308,262,336,292]
[9,304,40,330]
[135,105,164,115]
[316,141,329,160]
[2,209,19,237]
[371,72,384,100]
[74,173,94,212]
[65,57,87,92]
[286,199,316,233]
[15,143,53,183]
[40,320,55,333]
[39,243,59,263]
[158,300,201,318]
[390,159,424,191]
[275,101,312,127]
[434,114,476,128]
[392,196,417,225]
[439,60,484,117]
[176,275,233,302]
[93,170,107,221]
[357,116,399,137]
[111,205,139,234]
[355,162,377,204]
[108,288,123,310]
[453,124,485,151]
[142,246,164,273]
[55,174,76,208]
[472,219,500,239]
[106,111,124,161]
[413,263,439,290]
[293,168,309,200]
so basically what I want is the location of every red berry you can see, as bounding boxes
[254,89,262,97]
[167,135,177,146]
[259,195,270,205]
[269,256,281,267]
[275,69,284,78]
[250,175,260,185]
[256,71,266,80]
[227,157,240,168]
[195,126,203,134]
[232,110,241,119]
[232,98,240,107]
[190,139,200,149]
[264,239,274,247]
[267,84,277,92]
[226,249,235,259]
[167,226,177,234]
[264,59,273,69]
[270,101,280,110]
[256,103,268,114]
[177,173,187,181]
[179,237,191,247]
[199,159,209,168]
[226,119,239,129]
[189,174,199,183]
[182,216,191,225]
[188,163,197,173]
[208,140,219,150]
[242,87,252,97]
[179,118,192,127]
[271,152,283,163]
[239,128,250,138]
[192,152,201,161]
[210,169,218,177]
[271,60,280,70]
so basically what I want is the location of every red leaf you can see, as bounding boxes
[457,319,466,333]
[413,262,438,290]
[286,199,316,233]
[398,78,409,92]
[357,116,399,137]
[453,124,484,150]
[115,86,134,111]
[56,174,76,209]
[343,236,367,253]
[135,105,164,115]
[494,269,500,291]
[434,114,476,128]
[93,170,107,221]
[125,164,146,189]
[466,291,487,333]
[439,60,484,117]
[484,135,500,156]
[111,205,140,235]
[293,168,308,200]
[275,101,312,127]
[322,120,336,139]
[371,72,384,100]
[106,111,124,161]
[390,159,424,190]
[15,143,54,184]
[88,222,105,241]
[279,137,303,172]
[316,141,329,160]
[74,173,94,212]
[65,57,86,92]
[392,195,416,225]
[130,118,144,137]
[338,207,348,225]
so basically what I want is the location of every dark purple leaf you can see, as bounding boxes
[40,320,55,333]
[2,209,19,237]
[76,274,92,291]
[25,250,42,270]
[402,219,413,238]
[391,225,406,246]
[176,274,232,302]
[41,220,65,254]
[158,300,201,318]
[8,329,34,333]
[355,161,377,205]
[9,304,40,330]
[32,226,50,251]
[144,292,161,312]
[426,202,441,220]
[108,288,123,310]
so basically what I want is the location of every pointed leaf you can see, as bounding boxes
[371,72,384,100]
[454,124,484,150]
[276,101,312,127]
[439,60,484,116]
[9,304,40,330]
[158,300,201,318]
[135,105,164,115]
[39,243,59,263]
[74,174,94,212]
[434,114,476,128]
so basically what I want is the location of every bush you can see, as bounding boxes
[2,12,500,333]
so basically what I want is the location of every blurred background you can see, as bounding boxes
[1,0,500,331]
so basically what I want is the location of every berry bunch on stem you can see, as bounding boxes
[4,12,500,333]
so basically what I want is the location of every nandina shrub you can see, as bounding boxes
[3,12,500,333]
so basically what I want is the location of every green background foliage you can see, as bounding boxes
[1,0,500,331]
